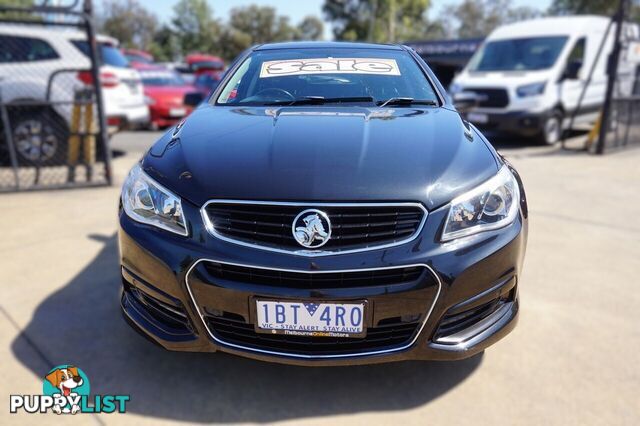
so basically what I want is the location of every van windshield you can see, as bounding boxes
[468,36,568,72]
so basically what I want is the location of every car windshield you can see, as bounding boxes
[72,41,130,68]
[467,36,568,72]
[126,54,153,64]
[140,70,185,86]
[215,48,439,106]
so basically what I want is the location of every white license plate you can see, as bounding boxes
[169,108,187,117]
[467,112,489,124]
[256,300,365,337]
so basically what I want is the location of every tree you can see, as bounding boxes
[218,6,323,60]
[549,0,615,15]
[0,0,41,21]
[440,0,541,39]
[100,0,158,49]
[171,0,221,56]
[218,27,252,61]
[548,0,640,21]
[297,15,324,40]
[323,0,435,43]
[147,25,181,62]
[228,5,297,45]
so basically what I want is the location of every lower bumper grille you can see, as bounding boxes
[206,312,420,356]
[434,294,510,340]
[202,262,425,289]
[122,279,192,334]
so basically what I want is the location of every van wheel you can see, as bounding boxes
[538,111,563,145]
[9,108,69,167]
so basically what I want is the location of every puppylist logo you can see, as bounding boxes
[10,365,129,414]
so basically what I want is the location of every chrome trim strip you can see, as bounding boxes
[200,200,429,257]
[429,302,516,351]
[185,259,442,360]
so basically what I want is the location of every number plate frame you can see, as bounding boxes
[252,298,370,339]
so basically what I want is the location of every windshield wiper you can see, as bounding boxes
[265,96,374,106]
[376,97,438,107]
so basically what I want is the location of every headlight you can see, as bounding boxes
[516,82,546,97]
[121,164,188,236]
[442,166,520,241]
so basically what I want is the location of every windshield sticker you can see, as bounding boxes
[259,58,401,78]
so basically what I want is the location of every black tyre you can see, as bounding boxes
[537,110,563,146]
[8,107,69,167]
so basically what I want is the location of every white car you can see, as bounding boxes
[0,25,148,165]
[451,16,638,145]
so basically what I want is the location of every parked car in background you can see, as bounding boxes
[193,69,222,99]
[451,16,614,145]
[185,53,225,75]
[0,25,148,166]
[71,34,149,130]
[122,48,154,66]
[136,65,196,129]
[159,61,195,85]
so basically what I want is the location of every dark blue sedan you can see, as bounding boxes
[118,42,528,365]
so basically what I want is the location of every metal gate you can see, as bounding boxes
[595,0,640,154]
[0,0,111,191]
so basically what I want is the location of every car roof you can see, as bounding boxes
[254,41,404,51]
[489,15,610,40]
[0,24,118,45]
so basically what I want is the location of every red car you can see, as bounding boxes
[137,66,196,129]
[122,49,154,66]
[185,53,225,75]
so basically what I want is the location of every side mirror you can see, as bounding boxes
[184,92,205,108]
[453,91,480,114]
[563,60,583,80]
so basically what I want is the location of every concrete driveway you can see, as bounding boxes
[1,131,639,425]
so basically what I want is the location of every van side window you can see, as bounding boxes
[567,38,586,63]
[0,35,59,63]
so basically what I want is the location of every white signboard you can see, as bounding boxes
[259,58,401,78]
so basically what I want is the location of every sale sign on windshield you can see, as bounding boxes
[259,58,401,78]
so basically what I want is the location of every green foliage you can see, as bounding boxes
[439,0,541,38]
[549,0,640,21]
[171,0,221,55]
[322,0,438,42]
[0,0,41,21]
[298,15,324,40]
[549,0,616,15]
[97,1,324,63]
[100,0,158,49]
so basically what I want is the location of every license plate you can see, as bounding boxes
[169,108,187,117]
[256,300,365,338]
[467,112,489,124]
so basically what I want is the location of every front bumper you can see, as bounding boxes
[149,105,191,128]
[106,103,150,130]
[468,110,550,137]
[118,188,528,366]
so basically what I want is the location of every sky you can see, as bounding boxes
[130,0,553,40]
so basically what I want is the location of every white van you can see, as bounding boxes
[451,16,616,145]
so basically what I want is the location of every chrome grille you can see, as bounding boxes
[201,201,427,254]
[465,87,509,108]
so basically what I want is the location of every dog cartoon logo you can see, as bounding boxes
[292,209,331,248]
[43,365,90,414]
